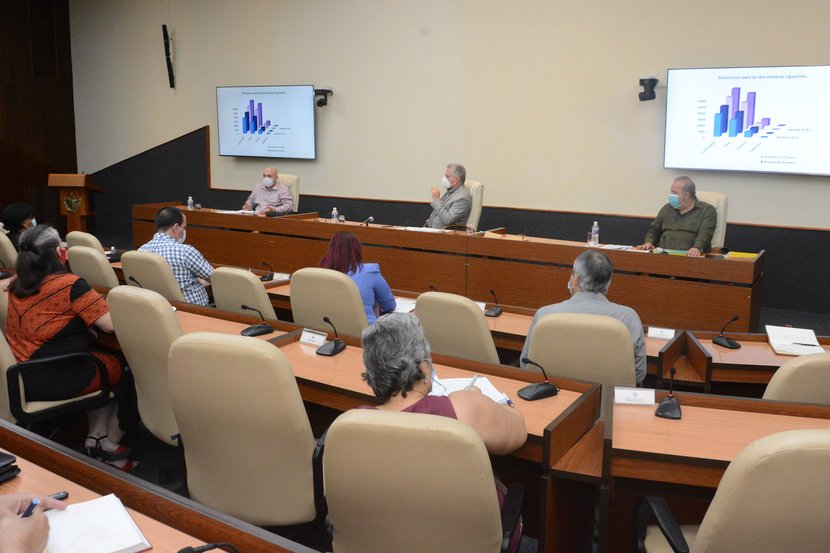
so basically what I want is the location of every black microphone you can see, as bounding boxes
[484,289,503,317]
[128,276,143,288]
[517,357,559,401]
[260,261,274,281]
[178,543,240,553]
[712,315,741,349]
[428,285,438,292]
[520,226,529,241]
[655,366,682,419]
[0,259,11,280]
[239,304,273,337]
[316,316,346,356]
[360,216,374,226]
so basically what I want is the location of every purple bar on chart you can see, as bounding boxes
[746,92,756,126]
[243,112,250,133]
[257,103,263,129]
[265,120,271,127]
[731,88,740,118]
[248,100,255,133]
[762,117,770,128]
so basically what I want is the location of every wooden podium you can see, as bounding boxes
[47,173,102,232]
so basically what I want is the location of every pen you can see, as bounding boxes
[792,342,819,347]
[21,498,40,518]
[465,374,480,391]
[505,398,514,407]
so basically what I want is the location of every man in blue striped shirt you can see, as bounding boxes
[139,207,213,305]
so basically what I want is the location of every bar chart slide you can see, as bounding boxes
[217,85,316,159]
[664,66,830,176]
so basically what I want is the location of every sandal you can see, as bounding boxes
[106,458,139,473]
[85,435,132,462]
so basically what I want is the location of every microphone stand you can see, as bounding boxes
[240,305,274,337]
[518,357,559,401]
[260,262,274,282]
[484,289,503,317]
[712,315,741,349]
[128,276,143,288]
[316,316,346,356]
[655,366,682,419]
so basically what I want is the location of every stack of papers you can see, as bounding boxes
[765,325,825,356]
[44,494,150,553]
[393,297,417,313]
[430,375,511,405]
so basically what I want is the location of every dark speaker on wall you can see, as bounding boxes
[162,25,175,88]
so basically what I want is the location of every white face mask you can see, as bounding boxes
[177,228,186,244]
[440,176,452,189]
[567,280,574,296]
[29,218,37,227]
[263,177,275,187]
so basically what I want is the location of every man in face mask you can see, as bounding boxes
[138,207,213,305]
[636,176,718,257]
[426,163,472,229]
[242,166,294,216]
[520,250,646,385]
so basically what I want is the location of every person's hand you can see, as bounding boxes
[686,247,703,257]
[256,211,268,218]
[430,187,441,201]
[0,493,67,515]
[0,511,50,553]
[242,203,251,211]
[635,242,654,250]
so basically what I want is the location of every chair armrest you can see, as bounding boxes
[635,496,689,553]
[500,483,525,553]
[6,352,111,423]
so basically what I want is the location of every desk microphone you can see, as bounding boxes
[128,276,143,288]
[360,216,374,226]
[712,315,741,349]
[428,285,439,292]
[520,226,529,242]
[485,289,503,317]
[177,543,240,553]
[240,305,274,337]
[518,357,559,401]
[655,366,682,420]
[260,261,274,282]
[0,260,11,280]
[316,316,346,356]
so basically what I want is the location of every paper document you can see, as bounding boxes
[402,226,449,233]
[44,494,150,553]
[765,325,825,356]
[599,244,635,250]
[430,375,510,404]
[216,209,256,215]
[393,297,417,313]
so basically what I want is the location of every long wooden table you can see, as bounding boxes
[132,202,765,332]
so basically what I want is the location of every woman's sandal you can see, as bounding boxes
[106,458,139,473]
[85,435,132,462]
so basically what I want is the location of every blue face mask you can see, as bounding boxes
[669,193,681,209]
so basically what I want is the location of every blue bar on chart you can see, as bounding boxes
[242,99,272,134]
[714,104,729,136]
[713,88,773,138]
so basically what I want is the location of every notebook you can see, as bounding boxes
[44,494,151,553]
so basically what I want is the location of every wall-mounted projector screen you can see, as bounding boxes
[217,85,316,159]
[664,66,830,176]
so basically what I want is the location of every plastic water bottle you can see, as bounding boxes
[186,196,194,210]
[591,221,599,246]
[331,207,339,223]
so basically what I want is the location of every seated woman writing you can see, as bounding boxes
[5,225,135,471]
[320,231,396,323]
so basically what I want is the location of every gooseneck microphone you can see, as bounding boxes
[128,276,143,288]
[655,366,682,420]
[712,315,741,349]
[177,543,240,553]
[316,316,346,356]
[239,304,273,337]
[518,357,559,401]
[428,285,438,292]
[360,216,374,226]
[520,226,529,242]
[260,261,274,282]
[485,289,503,318]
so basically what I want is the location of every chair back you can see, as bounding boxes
[762,353,830,405]
[692,429,830,552]
[527,313,636,386]
[169,332,316,525]
[68,246,119,289]
[66,231,105,253]
[0,232,17,269]
[290,268,368,337]
[464,180,484,231]
[324,409,503,553]
[696,190,728,249]
[0,332,18,422]
[415,291,499,364]
[0,288,6,333]
[279,173,300,212]
[107,285,183,445]
[211,267,277,320]
[121,250,185,302]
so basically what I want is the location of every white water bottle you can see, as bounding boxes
[591,221,599,246]
[187,196,194,210]
[331,207,339,223]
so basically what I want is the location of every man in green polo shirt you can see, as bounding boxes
[636,176,717,257]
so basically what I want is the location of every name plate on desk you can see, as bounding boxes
[300,329,328,347]
[615,387,655,405]
[648,327,676,339]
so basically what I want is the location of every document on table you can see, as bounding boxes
[44,494,150,553]
[216,209,256,215]
[393,297,417,313]
[765,325,825,356]
[430,375,511,404]
[402,226,450,233]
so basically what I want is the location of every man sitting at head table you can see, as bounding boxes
[635,175,717,257]
[139,207,213,306]
[426,163,472,229]
[242,166,294,217]
[521,250,646,386]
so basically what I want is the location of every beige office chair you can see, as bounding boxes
[211,267,277,320]
[0,289,6,333]
[290,268,368,337]
[121,250,185,302]
[696,190,728,249]
[324,409,522,553]
[0,232,17,270]
[415,291,499,364]
[278,173,300,212]
[66,230,106,253]
[636,428,830,553]
[526,313,636,386]
[107,285,183,445]
[68,245,119,289]
[762,353,830,405]
[168,332,317,526]
[464,180,484,231]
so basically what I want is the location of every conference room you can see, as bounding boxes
[3,1,830,552]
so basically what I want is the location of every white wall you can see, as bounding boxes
[69,0,830,228]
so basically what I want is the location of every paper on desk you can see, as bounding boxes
[765,325,825,356]
[393,297,417,313]
[402,226,450,233]
[430,375,510,404]
[599,244,635,250]
[216,209,256,215]
[44,494,150,553]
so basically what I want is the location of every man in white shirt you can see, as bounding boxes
[242,167,294,217]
